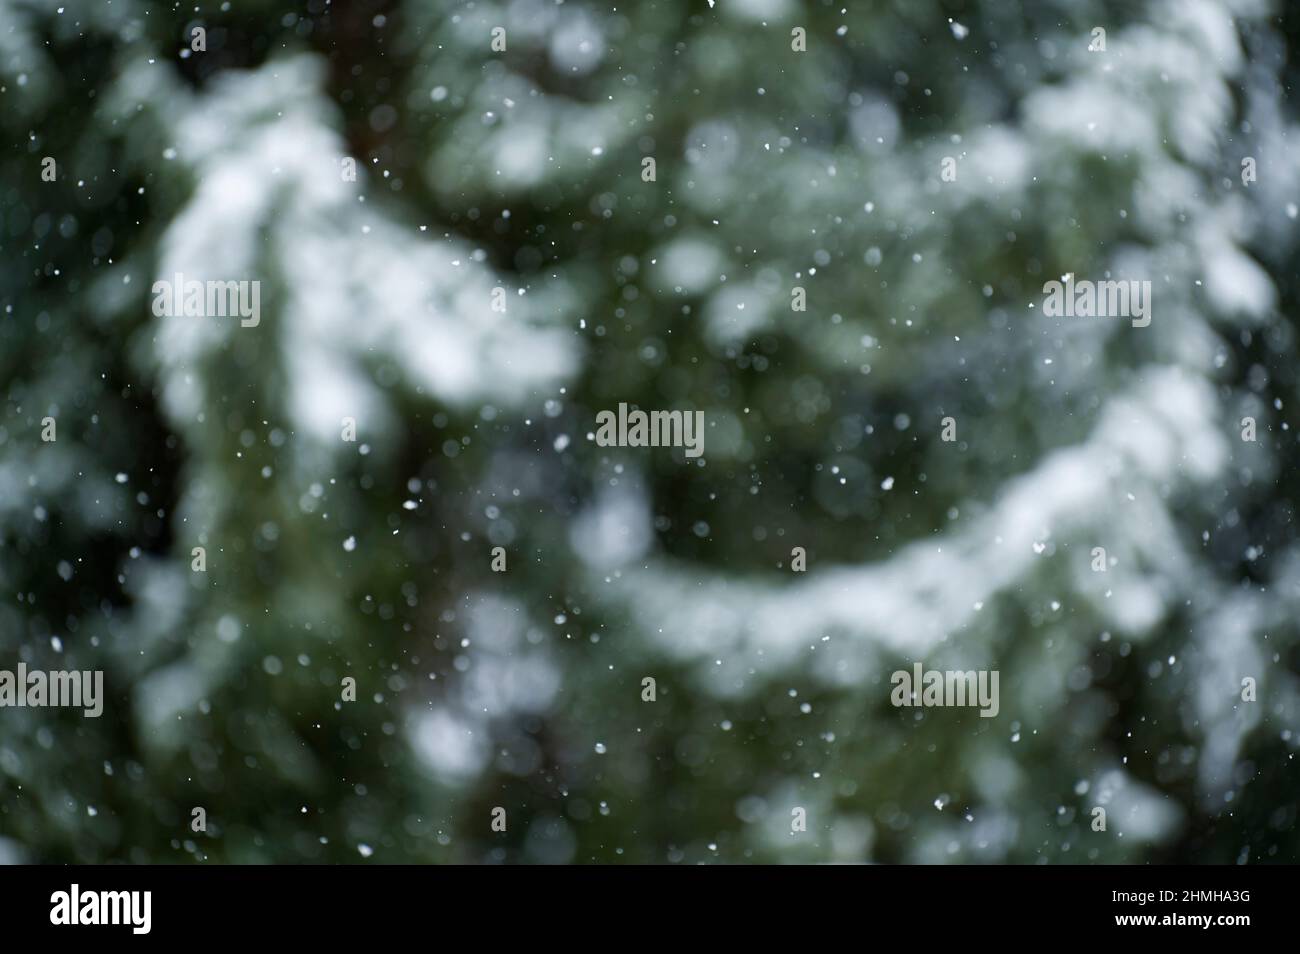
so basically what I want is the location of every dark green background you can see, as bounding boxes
[2,0,1299,863]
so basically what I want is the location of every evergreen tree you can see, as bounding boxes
[2,0,1299,863]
